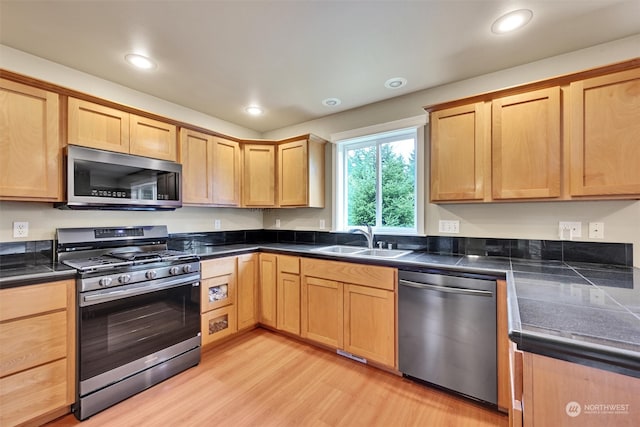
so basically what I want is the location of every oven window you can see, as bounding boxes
[79,284,200,381]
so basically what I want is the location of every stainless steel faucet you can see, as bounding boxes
[350,224,374,249]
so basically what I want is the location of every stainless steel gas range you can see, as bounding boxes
[56,225,201,420]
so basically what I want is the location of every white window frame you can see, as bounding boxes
[331,115,426,236]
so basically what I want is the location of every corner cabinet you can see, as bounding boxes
[277,136,326,207]
[0,78,63,201]
[0,279,75,427]
[569,68,640,197]
[300,258,396,368]
[68,97,177,161]
[258,253,278,328]
[237,253,259,331]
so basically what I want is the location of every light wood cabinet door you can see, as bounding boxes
[243,143,276,207]
[130,114,177,161]
[277,272,301,335]
[569,68,640,197]
[180,128,214,204]
[237,253,258,331]
[343,284,395,367]
[0,79,62,201]
[492,87,561,200]
[259,253,278,328]
[68,97,130,153]
[301,276,344,349]
[201,305,237,346]
[430,102,486,202]
[212,137,241,206]
[278,139,308,206]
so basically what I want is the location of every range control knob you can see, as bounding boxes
[182,264,192,274]
[145,270,158,280]
[118,274,132,284]
[169,266,180,275]
[99,277,113,287]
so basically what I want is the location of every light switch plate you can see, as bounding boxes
[438,220,460,234]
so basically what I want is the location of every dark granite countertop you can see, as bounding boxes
[1,241,638,377]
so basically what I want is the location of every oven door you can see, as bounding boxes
[78,275,200,396]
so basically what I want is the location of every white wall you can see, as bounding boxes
[262,35,640,267]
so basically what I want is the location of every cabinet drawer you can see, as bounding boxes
[301,258,396,291]
[0,311,67,377]
[201,305,237,346]
[0,281,68,322]
[201,257,236,279]
[278,255,300,274]
[0,359,68,427]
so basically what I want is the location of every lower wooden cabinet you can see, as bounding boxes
[300,258,396,368]
[259,253,278,328]
[0,279,75,427]
[276,255,301,335]
[237,253,259,331]
[200,257,238,346]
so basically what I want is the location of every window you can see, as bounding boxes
[336,127,418,234]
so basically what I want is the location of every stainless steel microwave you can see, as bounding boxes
[57,145,182,210]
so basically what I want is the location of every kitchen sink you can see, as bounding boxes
[313,245,412,259]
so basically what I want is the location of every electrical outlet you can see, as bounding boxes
[559,221,582,239]
[319,219,325,229]
[438,220,460,234]
[13,221,29,238]
[589,222,604,239]
[275,219,281,228]
[214,219,221,230]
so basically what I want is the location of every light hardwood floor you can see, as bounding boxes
[46,329,507,427]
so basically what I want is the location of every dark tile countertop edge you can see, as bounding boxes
[1,242,638,378]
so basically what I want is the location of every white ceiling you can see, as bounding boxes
[1,1,639,133]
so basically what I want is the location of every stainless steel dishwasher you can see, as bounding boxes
[398,270,497,405]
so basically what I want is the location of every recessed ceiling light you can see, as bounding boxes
[124,53,156,70]
[245,105,264,116]
[491,9,533,34]
[384,77,407,89]
[322,98,342,107]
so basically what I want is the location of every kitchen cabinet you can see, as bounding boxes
[237,253,259,331]
[277,136,326,207]
[259,253,278,328]
[243,142,276,207]
[0,78,63,201]
[569,67,640,197]
[301,258,396,367]
[427,61,640,203]
[200,257,237,346]
[518,351,640,426]
[180,128,214,204]
[497,279,509,413]
[0,279,75,427]
[212,136,241,206]
[68,97,177,161]
[492,87,561,200]
[276,255,301,335]
[430,102,486,202]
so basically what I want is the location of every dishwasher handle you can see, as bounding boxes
[399,279,493,297]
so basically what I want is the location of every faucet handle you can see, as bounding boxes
[377,241,384,249]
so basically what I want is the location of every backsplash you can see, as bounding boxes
[0,231,633,267]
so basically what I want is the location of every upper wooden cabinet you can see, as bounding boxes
[0,78,63,201]
[427,60,640,203]
[243,142,276,207]
[180,128,214,204]
[430,102,486,202]
[278,136,326,207]
[569,68,640,197]
[492,87,561,200]
[68,97,177,161]
[212,137,241,206]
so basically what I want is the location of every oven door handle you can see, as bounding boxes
[80,275,200,306]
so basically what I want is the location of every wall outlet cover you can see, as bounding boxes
[13,221,29,238]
